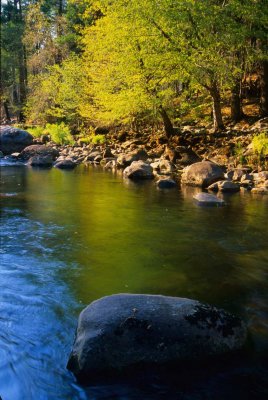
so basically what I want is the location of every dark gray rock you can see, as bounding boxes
[0,126,33,154]
[181,161,224,188]
[123,161,154,180]
[28,155,53,168]
[21,144,59,161]
[208,180,240,193]
[67,294,247,381]
[193,192,225,206]
[54,159,77,169]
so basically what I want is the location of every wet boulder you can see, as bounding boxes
[67,294,247,381]
[181,161,224,188]
[54,159,77,169]
[28,155,53,168]
[123,161,154,180]
[0,126,33,154]
[21,144,59,161]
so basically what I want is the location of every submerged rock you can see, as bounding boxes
[67,294,247,381]
[181,161,224,188]
[193,192,225,206]
[0,126,33,154]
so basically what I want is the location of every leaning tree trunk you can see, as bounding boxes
[209,82,225,132]
[231,78,244,122]
[159,105,174,138]
[259,60,268,117]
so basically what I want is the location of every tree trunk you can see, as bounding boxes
[209,82,224,131]
[259,60,268,117]
[231,79,244,122]
[59,0,64,16]
[18,48,27,122]
[159,106,174,138]
[3,101,11,122]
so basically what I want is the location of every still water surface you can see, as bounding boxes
[0,164,267,399]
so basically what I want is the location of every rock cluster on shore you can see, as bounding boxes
[1,122,268,194]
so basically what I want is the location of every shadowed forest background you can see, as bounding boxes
[1,0,268,137]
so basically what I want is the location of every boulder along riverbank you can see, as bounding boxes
[1,120,268,195]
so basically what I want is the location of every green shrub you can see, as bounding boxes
[79,134,106,145]
[90,134,106,145]
[26,126,45,138]
[252,132,268,156]
[45,123,74,145]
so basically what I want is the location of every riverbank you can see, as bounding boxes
[1,119,268,195]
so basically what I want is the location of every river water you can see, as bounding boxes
[0,163,267,399]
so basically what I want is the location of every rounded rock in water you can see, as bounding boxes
[67,294,247,382]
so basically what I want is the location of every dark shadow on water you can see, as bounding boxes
[77,352,268,400]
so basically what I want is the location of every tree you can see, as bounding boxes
[25,56,86,126]
[1,0,28,121]
[80,0,184,136]
[79,0,264,132]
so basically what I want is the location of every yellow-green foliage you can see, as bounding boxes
[252,132,268,156]
[27,126,45,138]
[44,123,74,145]
[79,134,106,145]
[25,56,86,125]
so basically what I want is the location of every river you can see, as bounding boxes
[0,163,267,399]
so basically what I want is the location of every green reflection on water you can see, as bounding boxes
[2,165,268,346]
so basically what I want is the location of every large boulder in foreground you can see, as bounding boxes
[181,161,224,188]
[123,161,154,180]
[20,144,59,161]
[67,294,247,381]
[0,126,33,154]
